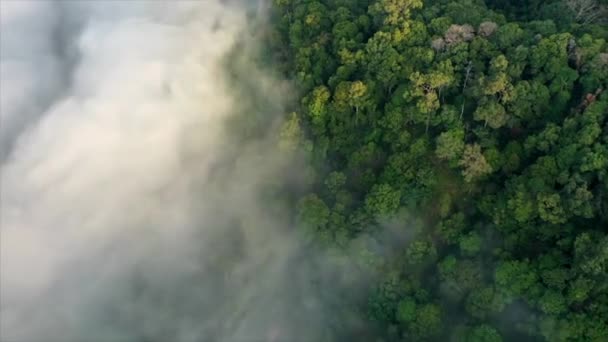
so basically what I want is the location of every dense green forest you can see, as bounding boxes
[266,0,608,341]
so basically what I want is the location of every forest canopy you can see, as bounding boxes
[267,0,608,340]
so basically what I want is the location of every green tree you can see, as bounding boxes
[306,85,331,132]
[365,183,401,218]
[468,324,503,342]
[465,287,506,319]
[407,303,442,339]
[539,289,567,315]
[473,99,509,129]
[435,127,465,161]
[279,112,303,152]
[370,0,423,26]
[459,231,482,256]
[297,194,330,240]
[495,260,539,298]
[396,297,417,323]
[272,0,608,340]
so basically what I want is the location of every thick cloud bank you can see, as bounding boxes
[0,1,333,341]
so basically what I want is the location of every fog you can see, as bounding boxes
[0,1,353,341]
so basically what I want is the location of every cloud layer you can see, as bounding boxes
[0,1,337,341]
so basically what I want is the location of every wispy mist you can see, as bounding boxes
[0,1,352,341]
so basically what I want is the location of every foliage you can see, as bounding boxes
[270,0,608,340]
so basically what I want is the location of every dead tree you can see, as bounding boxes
[460,61,473,120]
[566,0,606,25]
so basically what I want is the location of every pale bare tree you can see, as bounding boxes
[444,24,475,46]
[431,37,446,52]
[566,0,607,24]
[460,61,473,120]
[478,21,498,37]
[459,144,492,183]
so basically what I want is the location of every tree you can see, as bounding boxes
[325,171,347,195]
[495,23,524,50]
[539,290,567,315]
[439,256,483,300]
[368,272,406,322]
[459,231,482,256]
[565,0,607,24]
[407,303,442,339]
[468,324,503,342]
[396,297,417,323]
[465,287,506,319]
[495,260,539,298]
[279,112,303,152]
[370,0,423,26]
[567,277,594,303]
[365,183,401,218]
[473,99,509,129]
[478,21,498,37]
[537,192,567,224]
[574,232,608,275]
[444,24,475,46]
[297,194,330,239]
[437,212,466,244]
[364,31,403,91]
[405,60,455,131]
[406,240,438,265]
[272,0,608,340]
[348,81,368,116]
[459,144,493,182]
[306,85,331,131]
[435,127,465,162]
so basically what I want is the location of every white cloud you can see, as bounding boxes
[0,1,313,341]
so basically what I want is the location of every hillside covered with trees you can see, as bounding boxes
[267,0,608,340]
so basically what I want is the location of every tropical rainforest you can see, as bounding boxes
[1,1,607,341]
[266,0,608,341]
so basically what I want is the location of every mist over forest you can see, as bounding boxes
[1,0,607,342]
